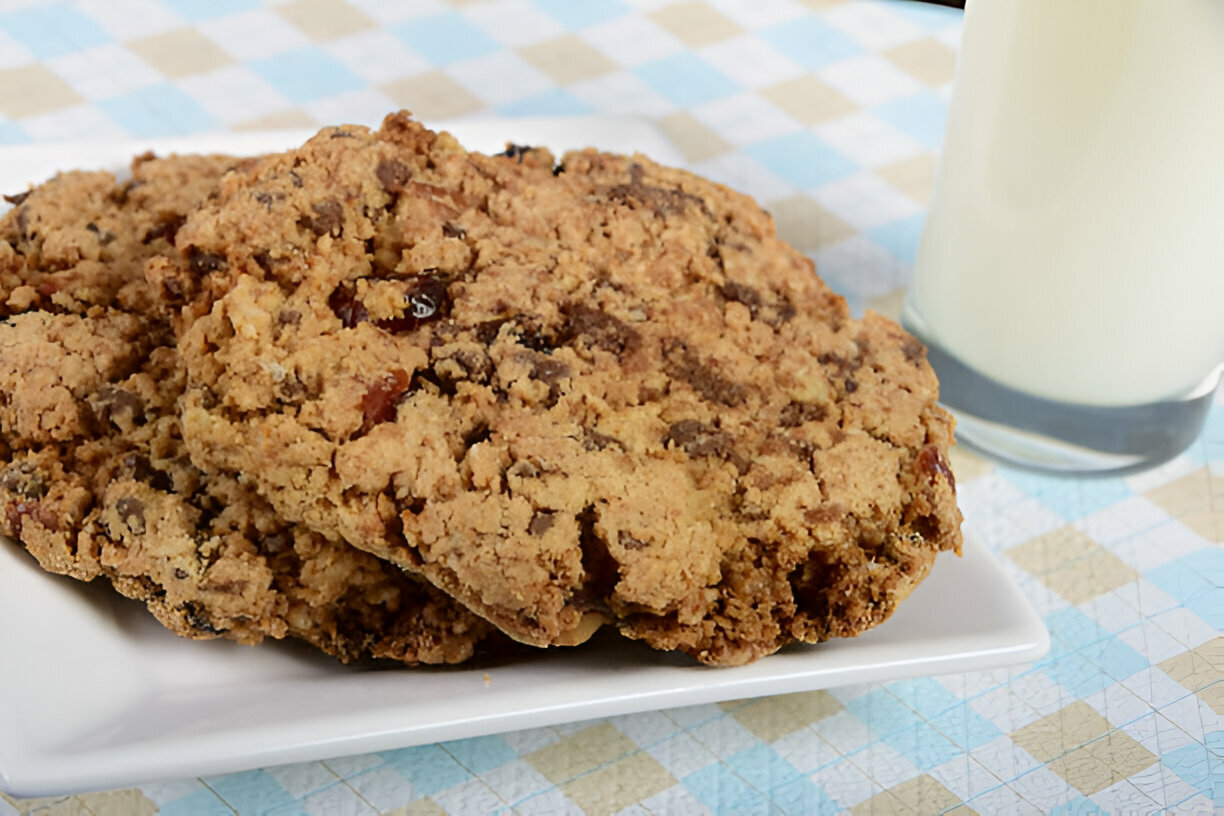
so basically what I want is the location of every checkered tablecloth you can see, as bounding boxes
[2,1,1221,814]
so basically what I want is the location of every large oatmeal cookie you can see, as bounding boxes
[163,112,962,665]
[0,155,494,664]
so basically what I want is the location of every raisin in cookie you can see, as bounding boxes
[0,155,493,664]
[162,112,962,665]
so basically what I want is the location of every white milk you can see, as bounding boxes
[906,0,1224,406]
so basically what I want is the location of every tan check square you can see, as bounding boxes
[1006,526,1098,576]
[658,112,733,163]
[0,65,83,119]
[1049,731,1158,796]
[1145,467,1223,542]
[770,194,856,253]
[1007,526,1137,603]
[877,154,938,206]
[1,792,91,815]
[850,790,910,815]
[233,109,316,131]
[73,790,158,816]
[527,723,637,785]
[380,71,484,120]
[1199,683,1224,715]
[1160,638,1223,693]
[391,798,448,816]
[275,0,375,41]
[1044,546,1138,604]
[649,2,741,47]
[885,38,958,87]
[1013,701,1112,764]
[851,774,964,816]
[519,35,618,85]
[561,752,675,816]
[127,28,234,78]
[761,75,857,126]
[946,442,994,484]
[867,288,905,321]
[732,690,843,742]
[1013,701,1156,795]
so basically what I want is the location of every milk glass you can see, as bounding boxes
[902,0,1224,474]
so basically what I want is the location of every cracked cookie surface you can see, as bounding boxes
[0,153,494,664]
[163,112,962,665]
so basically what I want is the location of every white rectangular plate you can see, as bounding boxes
[0,121,1048,797]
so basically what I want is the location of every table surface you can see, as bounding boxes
[1,1,1220,814]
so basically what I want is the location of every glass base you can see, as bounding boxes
[902,306,1220,477]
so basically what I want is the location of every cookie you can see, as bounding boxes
[162,112,962,665]
[0,154,494,664]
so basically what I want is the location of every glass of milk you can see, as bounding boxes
[902,0,1224,475]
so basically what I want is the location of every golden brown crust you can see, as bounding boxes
[164,112,962,665]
